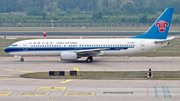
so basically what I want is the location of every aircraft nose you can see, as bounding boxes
[4,47,9,53]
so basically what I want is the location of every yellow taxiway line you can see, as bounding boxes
[60,79,72,83]
[50,97,54,101]
[36,87,67,91]
[17,92,50,96]
[64,92,96,97]
[0,91,13,96]
[5,69,34,73]
[73,67,79,71]
[0,75,11,76]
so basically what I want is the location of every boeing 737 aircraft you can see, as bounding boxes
[4,7,174,63]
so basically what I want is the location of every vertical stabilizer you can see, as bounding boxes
[132,7,174,39]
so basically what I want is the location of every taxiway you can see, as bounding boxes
[0,57,180,101]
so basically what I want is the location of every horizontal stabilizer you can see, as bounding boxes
[154,36,175,43]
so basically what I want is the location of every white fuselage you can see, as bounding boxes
[5,38,167,57]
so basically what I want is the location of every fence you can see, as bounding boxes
[0,22,179,27]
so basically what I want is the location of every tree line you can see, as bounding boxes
[0,0,180,23]
[1,14,180,23]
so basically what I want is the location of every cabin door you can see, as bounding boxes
[140,41,145,50]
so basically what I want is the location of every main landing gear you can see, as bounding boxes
[20,57,24,62]
[86,56,93,63]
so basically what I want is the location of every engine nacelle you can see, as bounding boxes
[60,51,77,61]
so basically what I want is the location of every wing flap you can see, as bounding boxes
[76,48,107,57]
[76,49,101,53]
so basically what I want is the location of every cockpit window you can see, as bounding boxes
[12,44,18,47]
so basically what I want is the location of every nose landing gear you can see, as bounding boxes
[20,57,24,62]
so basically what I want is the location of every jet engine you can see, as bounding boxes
[60,51,77,61]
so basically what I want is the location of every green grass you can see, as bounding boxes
[1,37,180,57]
[20,71,180,80]
[0,27,180,31]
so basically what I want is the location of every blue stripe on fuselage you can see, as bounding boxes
[4,46,134,53]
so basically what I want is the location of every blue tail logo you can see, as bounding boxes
[132,7,174,39]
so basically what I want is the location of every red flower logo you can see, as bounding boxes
[155,20,169,32]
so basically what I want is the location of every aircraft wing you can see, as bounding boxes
[76,48,108,57]
[154,36,175,43]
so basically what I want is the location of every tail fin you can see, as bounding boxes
[132,7,174,39]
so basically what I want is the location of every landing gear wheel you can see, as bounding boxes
[86,56,93,63]
[20,57,24,62]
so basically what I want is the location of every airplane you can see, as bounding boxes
[4,7,174,63]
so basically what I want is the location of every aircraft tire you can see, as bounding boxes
[86,56,93,63]
[20,58,24,62]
